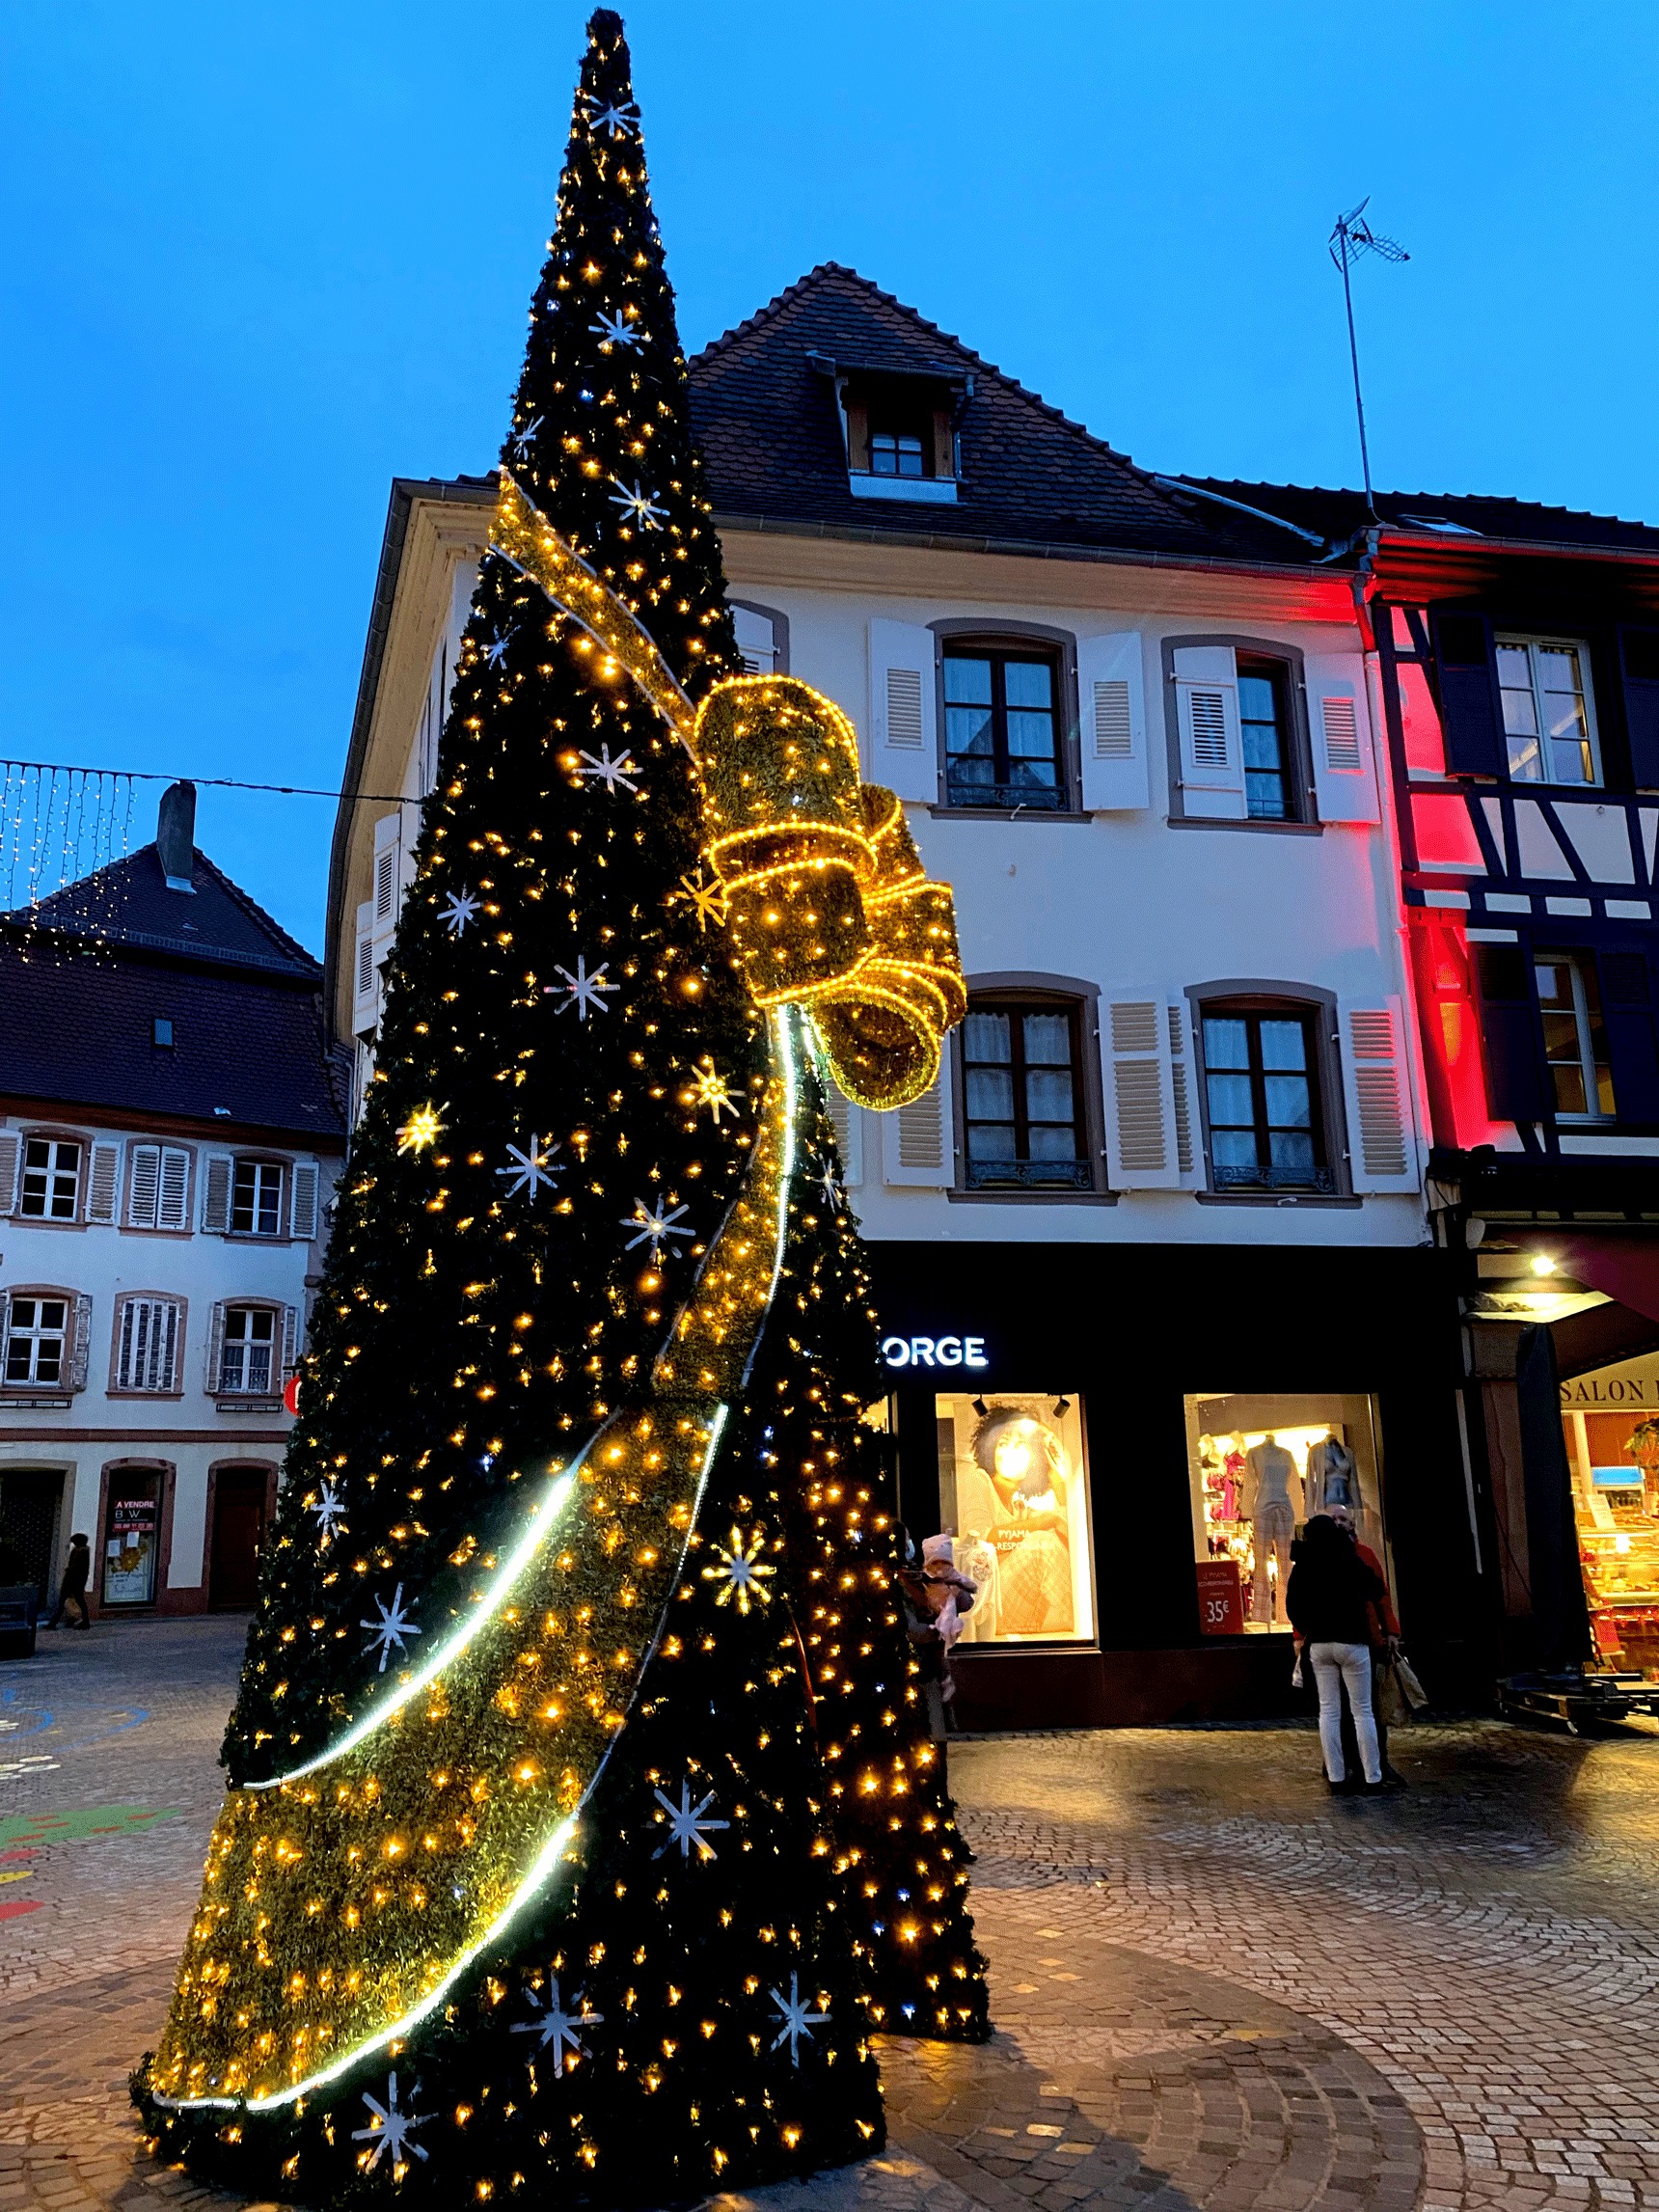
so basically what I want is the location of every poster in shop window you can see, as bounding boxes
[103,1488,159,1605]
[937,1393,1095,1644]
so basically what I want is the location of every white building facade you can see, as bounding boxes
[327,270,1483,1724]
[0,787,345,1617]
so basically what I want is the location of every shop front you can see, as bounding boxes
[865,1239,1482,1729]
[1559,1350,1659,1678]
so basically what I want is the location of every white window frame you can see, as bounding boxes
[3,1291,72,1387]
[18,1135,82,1221]
[1537,950,1615,1125]
[1495,634,1602,788]
[115,1294,183,1393]
[219,1303,279,1396]
[230,1158,286,1239]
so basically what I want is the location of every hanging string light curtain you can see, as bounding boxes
[0,760,137,948]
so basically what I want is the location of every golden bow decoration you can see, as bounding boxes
[494,474,965,1108]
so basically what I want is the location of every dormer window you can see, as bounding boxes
[840,369,962,505]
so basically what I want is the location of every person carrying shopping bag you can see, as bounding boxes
[1286,1515,1402,1795]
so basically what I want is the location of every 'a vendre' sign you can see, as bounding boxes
[880,1334,989,1371]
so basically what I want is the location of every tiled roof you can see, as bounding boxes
[14,841,320,977]
[686,265,1321,567]
[0,940,347,1139]
[1184,478,1659,557]
[3,841,346,1141]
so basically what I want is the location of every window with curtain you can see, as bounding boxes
[962,999,1091,1189]
[944,646,1067,811]
[1200,1003,1333,1192]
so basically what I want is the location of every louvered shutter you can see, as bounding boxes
[354,900,377,1034]
[0,1132,18,1215]
[282,1304,300,1377]
[202,1155,233,1233]
[1429,609,1502,778]
[1102,993,1181,1189]
[127,1143,161,1227]
[289,1161,320,1241]
[823,1074,863,1188]
[1338,997,1419,1192]
[868,619,938,804]
[1599,949,1659,1122]
[732,605,778,675]
[1618,628,1659,791]
[1076,632,1149,810]
[69,1293,93,1391]
[85,1141,121,1224]
[206,1301,228,1394]
[1167,1001,1197,1185]
[1173,646,1246,818]
[157,1146,190,1230]
[1304,652,1380,825]
[882,1073,954,1188]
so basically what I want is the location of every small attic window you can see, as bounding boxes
[152,1017,175,1049]
[843,371,960,505]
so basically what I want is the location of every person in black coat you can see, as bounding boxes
[1285,1515,1394,1793]
[44,1533,92,1630]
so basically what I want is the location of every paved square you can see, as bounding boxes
[2,1623,1656,2211]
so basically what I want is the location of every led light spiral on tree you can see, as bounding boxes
[136,15,986,2205]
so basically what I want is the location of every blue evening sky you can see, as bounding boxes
[4,1,1654,951]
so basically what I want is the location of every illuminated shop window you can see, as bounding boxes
[1560,1350,1659,1674]
[1186,1392,1388,1637]
[935,1391,1095,1645]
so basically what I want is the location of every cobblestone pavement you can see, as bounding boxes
[2,1624,1656,2212]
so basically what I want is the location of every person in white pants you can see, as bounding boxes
[1286,1514,1391,1793]
[1306,1642,1382,1788]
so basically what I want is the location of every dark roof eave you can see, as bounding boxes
[0,1087,347,1151]
[712,510,1354,584]
[1373,526,1659,575]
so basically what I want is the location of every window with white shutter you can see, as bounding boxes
[2,1293,71,1387]
[0,1132,18,1215]
[116,1296,181,1392]
[1076,633,1150,810]
[868,619,939,803]
[374,847,396,921]
[84,1141,121,1224]
[356,929,374,997]
[157,1146,190,1230]
[1168,1002,1195,1180]
[128,1143,161,1227]
[202,1154,233,1233]
[882,1072,955,1188]
[218,1304,278,1396]
[289,1161,320,1241]
[69,1293,93,1391]
[18,1137,82,1219]
[1173,645,1246,818]
[1304,652,1381,825]
[1338,997,1419,1192]
[732,604,780,675]
[1102,994,1182,1189]
[821,1072,862,1188]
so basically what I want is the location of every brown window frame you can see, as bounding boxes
[961,995,1093,1192]
[1197,997,1335,1195]
[943,641,1070,813]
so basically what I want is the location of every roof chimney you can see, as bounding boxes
[157,780,197,892]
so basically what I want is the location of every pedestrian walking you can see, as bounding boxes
[44,1533,92,1630]
[1328,1504,1408,1787]
[1285,1515,1399,1795]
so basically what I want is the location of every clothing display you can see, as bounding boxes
[1305,1434,1362,1518]
[937,1394,1093,1644]
[1252,1497,1295,1625]
[1190,1401,1390,1639]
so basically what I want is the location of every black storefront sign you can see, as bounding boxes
[863,1237,1482,1728]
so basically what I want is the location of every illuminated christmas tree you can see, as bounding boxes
[136,14,983,2205]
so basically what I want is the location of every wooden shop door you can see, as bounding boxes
[209,1470,268,1611]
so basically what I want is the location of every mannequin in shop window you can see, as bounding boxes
[1305,1431,1361,1519]
[1244,1432,1302,1626]
[970,1405,1074,1637]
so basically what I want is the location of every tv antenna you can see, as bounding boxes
[1328,198,1409,516]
